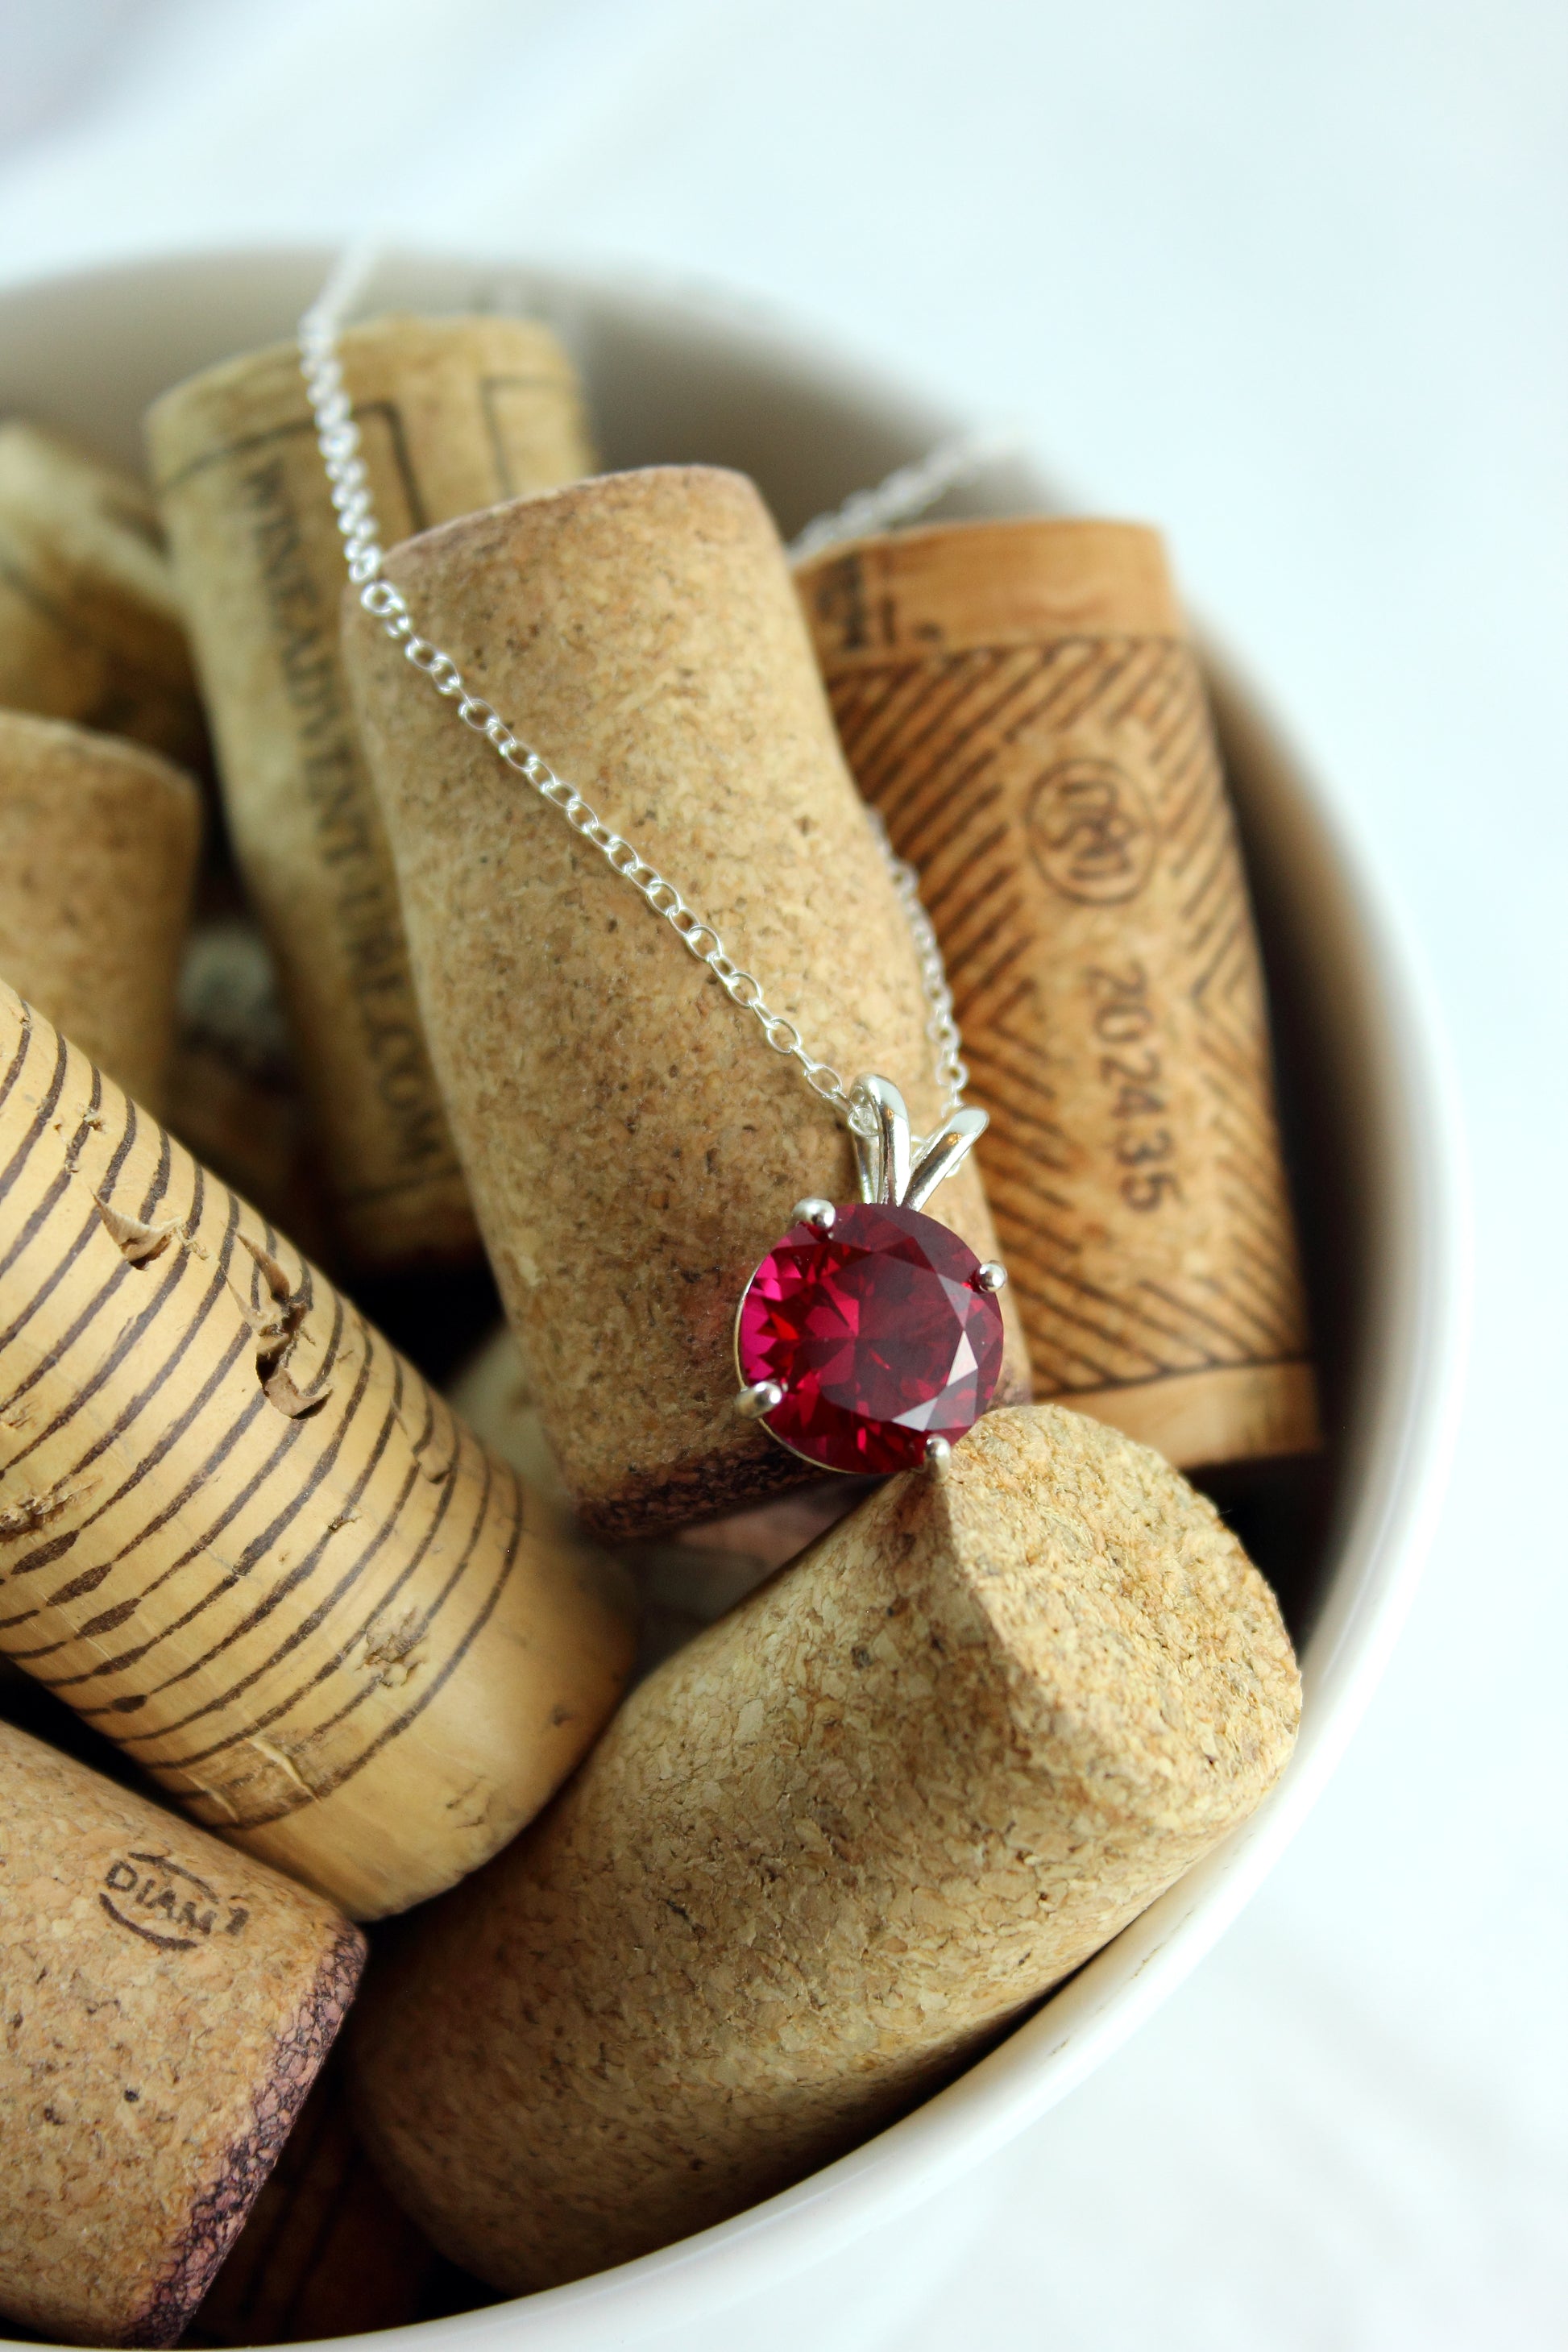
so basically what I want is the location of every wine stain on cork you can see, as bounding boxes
[0,1714,364,2348]
[182,2061,451,2347]
[127,1925,366,2348]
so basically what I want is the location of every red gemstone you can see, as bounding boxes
[735,1202,1005,1475]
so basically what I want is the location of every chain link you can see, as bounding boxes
[298,277,970,1134]
[786,425,1021,564]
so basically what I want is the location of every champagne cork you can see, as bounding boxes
[0,419,206,769]
[342,466,1030,1541]
[0,1715,363,2348]
[798,521,1319,1471]
[186,2066,446,2346]
[0,711,201,1112]
[350,1402,1300,2288]
[146,315,596,1271]
[0,983,635,1919]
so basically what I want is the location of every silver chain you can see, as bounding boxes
[297,275,970,1132]
[786,424,1020,563]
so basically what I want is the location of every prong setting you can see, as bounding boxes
[973,1260,1008,1293]
[850,1074,913,1207]
[736,1379,785,1420]
[924,1433,953,1472]
[791,1197,836,1235]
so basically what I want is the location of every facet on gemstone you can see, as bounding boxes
[734,1201,1005,1475]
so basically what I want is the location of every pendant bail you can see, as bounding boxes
[849,1075,987,1209]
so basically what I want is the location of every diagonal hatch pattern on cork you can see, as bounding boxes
[799,521,1316,1467]
[0,985,524,1873]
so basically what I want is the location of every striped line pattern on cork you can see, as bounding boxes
[0,986,522,1834]
[825,636,1311,1402]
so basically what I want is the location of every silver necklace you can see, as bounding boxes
[298,274,1007,1479]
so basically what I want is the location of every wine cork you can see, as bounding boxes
[0,1715,363,2348]
[349,1402,1300,2288]
[0,982,636,1919]
[146,314,596,1271]
[0,419,206,769]
[0,711,201,1112]
[342,465,1030,1541]
[798,521,1319,1471]
[186,2065,446,2346]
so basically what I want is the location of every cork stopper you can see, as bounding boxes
[185,2064,446,2346]
[0,419,206,769]
[0,981,636,1919]
[0,1715,363,2348]
[146,314,596,1271]
[0,710,201,1112]
[342,464,1030,1540]
[798,519,1319,1470]
[349,1402,1300,2289]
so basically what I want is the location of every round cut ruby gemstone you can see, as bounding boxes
[735,1201,1005,1475]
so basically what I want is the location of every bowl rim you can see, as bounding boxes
[0,241,1472,2348]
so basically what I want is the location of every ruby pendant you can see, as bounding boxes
[734,1076,1006,1476]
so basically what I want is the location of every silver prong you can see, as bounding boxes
[924,1433,953,1472]
[792,1197,836,1234]
[852,1109,882,1206]
[736,1379,784,1420]
[904,1105,989,1210]
[851,1074,912,1206]
[974,1260,1008,1293]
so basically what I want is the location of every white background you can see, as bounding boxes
[0,4,1562,2344]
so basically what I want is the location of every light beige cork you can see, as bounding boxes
[342,465,1030,1541]
[0,982,635,1919]
[0,711,201,1113]
[349,1402,1300,2288]
[0,1715,364,2348]
[185,2064,445,2346]
[145,314,596,1271]
[797,519,1319,1471]
[0,419,206,770]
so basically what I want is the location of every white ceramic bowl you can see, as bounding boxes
[0,247,1467,2352]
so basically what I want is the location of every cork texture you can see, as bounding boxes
[0,1715,363,2347]
[0,984,635,1919]
[350,1402,1300,2288]
[342,465,1029,1541]
[0,711,201,1112]
[799,519,1318,1470]
[146,313,595,1270]
[185,2064,445,2346]
[0,420,205,770]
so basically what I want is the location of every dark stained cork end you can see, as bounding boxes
[122,1924,367,2348]
[579,1388,1035,1542]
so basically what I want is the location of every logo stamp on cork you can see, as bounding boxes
[1026,757,1156,905]
[99,1852,251,1952]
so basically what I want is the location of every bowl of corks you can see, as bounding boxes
[0,246,1465,2352]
